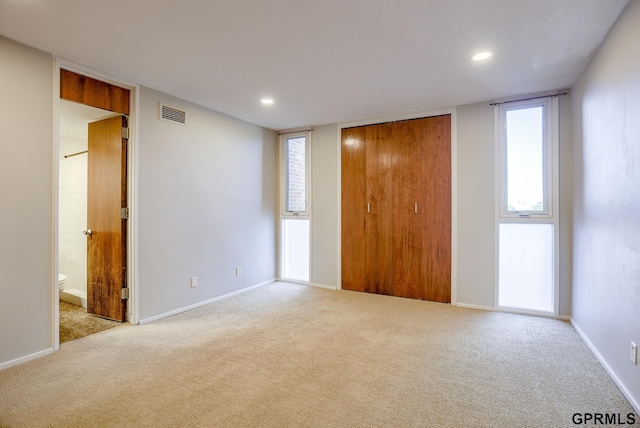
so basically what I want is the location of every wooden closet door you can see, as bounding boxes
[341,116,451,302]
[390,120,424,298]
[341,127,367,292]
[420,115,451,302]
[364,123,393,295]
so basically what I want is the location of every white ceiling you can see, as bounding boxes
[0,0,629,130]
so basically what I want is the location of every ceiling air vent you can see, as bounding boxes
[159,103,186,126]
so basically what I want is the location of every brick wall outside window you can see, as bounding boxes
[286,137,306,212]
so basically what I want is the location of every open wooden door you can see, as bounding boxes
[86,115,128,321]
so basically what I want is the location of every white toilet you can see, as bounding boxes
[58,274,67,290]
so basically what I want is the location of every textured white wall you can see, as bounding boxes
[137,87,277,321]
[311,124,339,287]
[455,103,496,308]
[58,137,88,294]
[571,0,640,409]
[558,95,573,315]
[0,37,53,367]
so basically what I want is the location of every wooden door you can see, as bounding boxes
[390,119,424,299]
[419,115,451,302]
[87,116,128,321]
[341,127,367,292]
[364,123,393,295]
[341,123,394,295]
[341,115,451,303]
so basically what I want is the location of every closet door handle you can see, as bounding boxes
[414,203,418,214]
[367,203,371,213]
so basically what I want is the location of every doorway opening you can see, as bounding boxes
[56,68,133,344]
[58,100,123,342]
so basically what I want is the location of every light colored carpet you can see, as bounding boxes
[0,282,636,427]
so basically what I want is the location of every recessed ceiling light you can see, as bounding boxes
[472,51,493,61]
[261,98,274,105]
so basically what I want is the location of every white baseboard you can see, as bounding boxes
[275,279,338,290]
[138,279,276,325]
[455,302,570,321]
[571,318,640,415]
[308,282,338,290]
[0,348,54,371]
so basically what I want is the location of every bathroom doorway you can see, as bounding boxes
[57,68,133,343]
[58,100,121,341]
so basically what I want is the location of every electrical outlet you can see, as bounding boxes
[236,266,241,276]
[631,342,637,365]
[191,276,198,288]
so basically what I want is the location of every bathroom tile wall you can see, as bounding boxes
[59,137,87,294]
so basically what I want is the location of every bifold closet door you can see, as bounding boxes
[341,115,451,303]
[341,126,367,292]
[341,123,393,295]
[364,123,393,295]
[390,120,423,298]
[388,116,451,302]
[419,115,451,303]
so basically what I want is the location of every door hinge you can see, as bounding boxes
[122,127,130,139]
[121,207,129,219]
[121,287,129,300]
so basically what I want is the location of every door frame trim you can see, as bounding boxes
[336,107,458,304]
[53,58,140,350]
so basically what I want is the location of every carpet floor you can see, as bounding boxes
[0,282,636,427]
[59,300,122,343]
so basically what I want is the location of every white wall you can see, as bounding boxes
[0,37,54,367]
[311,124,339,287]
[137,87,277,321]
[571,0,640,409]
[456,103,496,307]
[558,94,574,315]
[58,137,88,294]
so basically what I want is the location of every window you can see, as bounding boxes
[499,100,553,217]
[495,96,558,314]
[498,223,554,312]
[279,131,311,282]
[284,135,308,214]
[282,218,310,281]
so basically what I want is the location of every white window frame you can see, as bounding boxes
[279,131,311,217]
[497,98,554,218]
[278,130,312,284]
[494,95,560,315]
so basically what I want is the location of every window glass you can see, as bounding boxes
[505,106,545,212]
[282,218,310,281]
[498,223,554,312]
[285,136,306,213]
